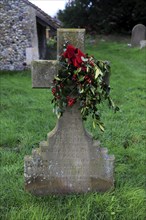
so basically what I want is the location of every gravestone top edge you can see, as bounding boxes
[57,28,85,32]
[132,23,146,30]
[31,60,59,64]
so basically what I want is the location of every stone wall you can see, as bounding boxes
[0,0,39,70]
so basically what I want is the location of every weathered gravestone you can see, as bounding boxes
[24,29,115,195]
[131,24,146,47]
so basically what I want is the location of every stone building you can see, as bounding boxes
[0,0,60,70]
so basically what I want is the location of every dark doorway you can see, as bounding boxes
[36,18,47,59]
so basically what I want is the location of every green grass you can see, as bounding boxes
[0,40,146,220]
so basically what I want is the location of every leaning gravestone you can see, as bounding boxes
[131,24,146,47]
[24,29,115,195]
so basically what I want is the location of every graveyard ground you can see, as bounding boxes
[0,38,145,220]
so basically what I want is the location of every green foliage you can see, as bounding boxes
[52,44,118,131]
[47,38,57,48]
[0,39,145,220]
[46,38,57,60]
[57,0,146,34]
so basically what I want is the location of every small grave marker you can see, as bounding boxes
[24,29,115,195]
[131,24,146,47]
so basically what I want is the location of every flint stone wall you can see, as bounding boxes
[0,0,39,70]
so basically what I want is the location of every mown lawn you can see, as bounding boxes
[0,39,145,220]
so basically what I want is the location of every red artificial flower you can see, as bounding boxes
[63,44,86,68]
[63,44,76,59]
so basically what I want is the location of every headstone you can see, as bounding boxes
[24,28,115,195]
[131,24,146,47]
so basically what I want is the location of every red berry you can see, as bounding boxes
[85,75,89,80]
[67,97,76,106]
[52,88,56,94]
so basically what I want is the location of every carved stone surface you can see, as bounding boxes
[31,60,59,88]
[131,24,146,47]
[31,29,85,88]
[57,28,85,56]
[24,103,115,195]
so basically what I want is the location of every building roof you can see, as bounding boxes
[23,0,61,30]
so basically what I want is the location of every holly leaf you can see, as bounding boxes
[57,112,61,119]
[95,67,103,79]
[99,123,104,132]
[74,68,81,74]
[79,76,85,82]
[79,87,84,93]
[54,76,61,81]
[87,66,89,73]
[97,121,105,132]
[81,56,88,62]
[93,120,96,129]
[91,86,95,95]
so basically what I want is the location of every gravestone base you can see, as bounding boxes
[24,104,115,195]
